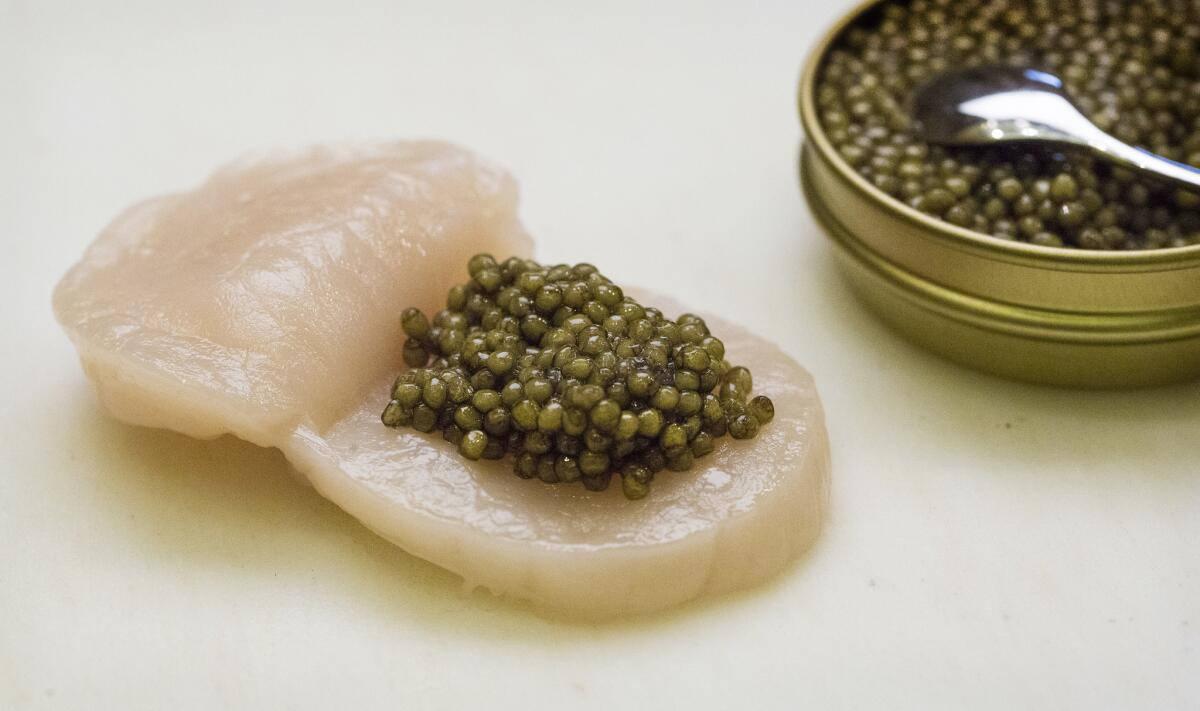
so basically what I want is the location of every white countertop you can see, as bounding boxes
[2,1,1197,708]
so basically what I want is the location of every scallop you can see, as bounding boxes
[53,141,830,618]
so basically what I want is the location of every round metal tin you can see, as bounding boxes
[798,0,1200,387]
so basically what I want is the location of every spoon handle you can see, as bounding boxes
[1083,127,1200,191]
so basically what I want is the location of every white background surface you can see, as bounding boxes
[2,1,1198,708]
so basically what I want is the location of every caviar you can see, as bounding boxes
[816,0,1200,250]
[381,255,774,499]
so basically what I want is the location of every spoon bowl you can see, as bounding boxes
[911,66,1200,190]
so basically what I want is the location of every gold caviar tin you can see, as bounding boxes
[798,0,1200,388]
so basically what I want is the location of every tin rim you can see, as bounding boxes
[802,146,1200,344]
[797,0,1200,272]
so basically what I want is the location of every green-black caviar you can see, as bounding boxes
[380,255,774,500]
[817,0,1200,250]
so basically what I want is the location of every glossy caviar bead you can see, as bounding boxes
[748,395,775,424]
[411,404,437,433]
[453,404,482,431]
[690,431,715,458]
[402,338,429,367]
[555,455,582,483]
[392,382,421,408]
[621,470,650,500]
[728,414,759,440]
[381,400,411,428]
[400,307,430,340]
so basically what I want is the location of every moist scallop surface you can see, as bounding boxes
[817,0,1200,249]
[53,141,830,618]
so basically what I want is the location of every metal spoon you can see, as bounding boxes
[910,65,1200,190]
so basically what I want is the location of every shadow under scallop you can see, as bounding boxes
[64,386,468,609]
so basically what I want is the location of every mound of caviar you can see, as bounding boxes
[380,255,773,500]
[817,0,1200,250]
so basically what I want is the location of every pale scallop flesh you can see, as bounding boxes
[53,141,830,618]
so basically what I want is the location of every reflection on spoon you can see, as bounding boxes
[911,66,1200,191]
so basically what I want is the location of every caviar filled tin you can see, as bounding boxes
[798,0,1200,387]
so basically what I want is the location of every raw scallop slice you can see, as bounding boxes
[285,298,829,617]
[54,141,530,447]
[53,141,830,618]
